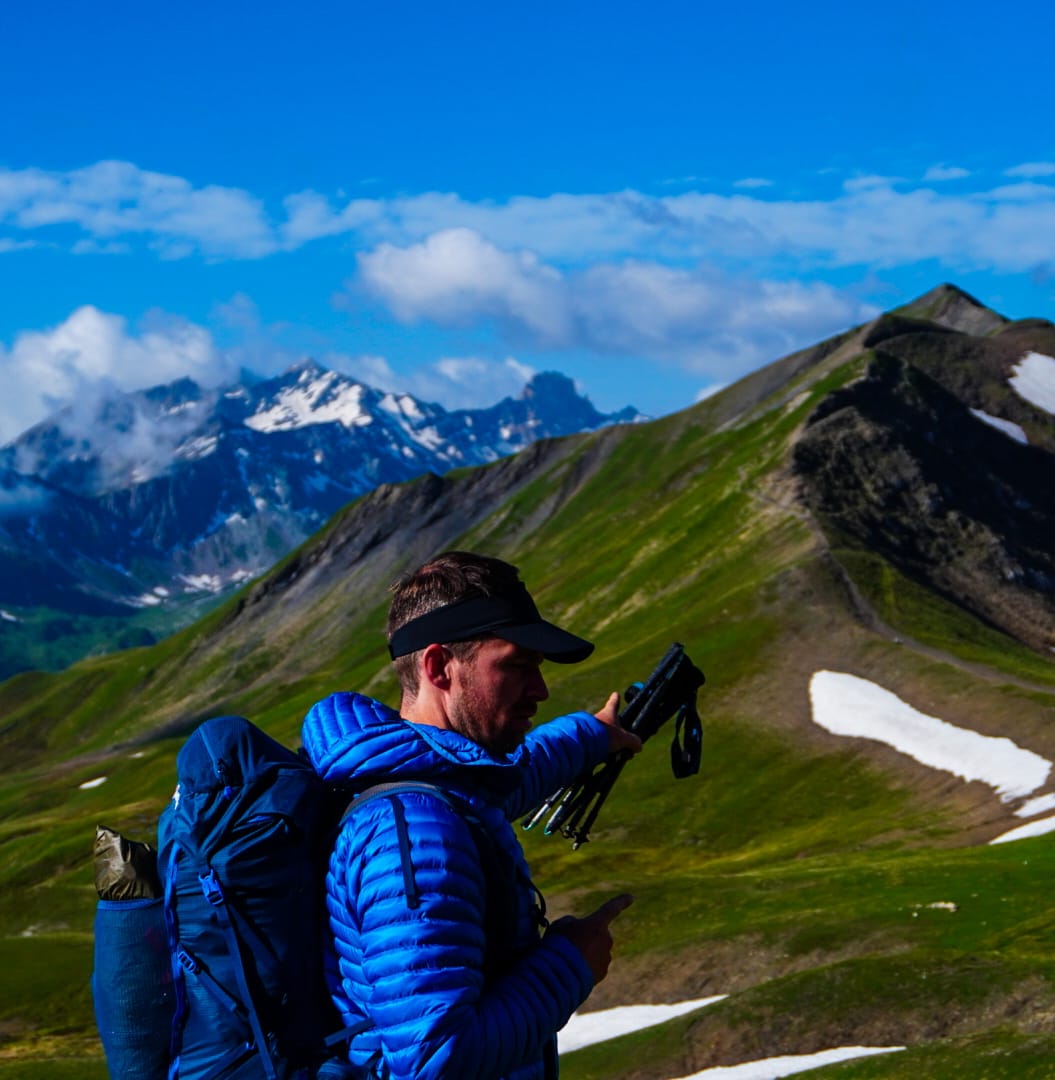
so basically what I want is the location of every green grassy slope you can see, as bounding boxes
[2,327,1055,1077]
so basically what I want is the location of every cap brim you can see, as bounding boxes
[495,620,595,664]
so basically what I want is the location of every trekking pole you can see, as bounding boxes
[522,643,705,847]
[552,749,632,848]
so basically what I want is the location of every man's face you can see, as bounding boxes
[447,638,549,755]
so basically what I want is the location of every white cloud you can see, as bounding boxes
[329,350,537,410]
[1005,161,1055,178]
[733,177,775,189]
[695,383,727,402]
[430,356,537,408]
[281,189,384,248]
[982,181,1055,203]
[842,174,903,192]
[923,164,971,182]
[0,237,36,253]
[6,158,1055,282]
[355,229,877,377]
[358,228,573,344]
[0,306,235,444]
[0,161,275,259]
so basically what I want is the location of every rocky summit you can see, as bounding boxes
[794,286,1055,654]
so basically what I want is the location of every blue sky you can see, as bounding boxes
[3,0,1055,441]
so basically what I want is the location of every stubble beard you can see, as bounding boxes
[449,668,521,757]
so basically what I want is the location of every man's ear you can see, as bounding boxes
[420,643,453,691]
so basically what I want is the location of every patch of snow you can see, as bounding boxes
[175,435,219,460]
[969,408,1028,444]
[254,497,268,511]
[672,1046,904,1079]
[809,672,1051,801]
[379,392,426,423]
[411,425,445,451]
[558,998,725,1055]
[0,609,20,622]
[1010,352,1055,414]
[1016,793,1055,818]
[134,593,163,607]
[153,586,170,597]
[79,776,108,790]
[245,375,373,432]
[991,815,1055,845]
[180,574,222,593]
[129,465,161,485]
[228,569,255,584]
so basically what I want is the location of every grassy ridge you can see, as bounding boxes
[3,345,1055,1076]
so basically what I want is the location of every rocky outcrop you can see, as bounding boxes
[794,349,1055,652]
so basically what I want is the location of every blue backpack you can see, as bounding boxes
[92,714,510,1080]
[93,715,351,1080]
[157,714,342,1080]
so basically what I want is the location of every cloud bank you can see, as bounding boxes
[0,161,273,259]
[6,160,1055,275]
[355,228,876,375]
[5,156,1055,436]
[0,305,232,445]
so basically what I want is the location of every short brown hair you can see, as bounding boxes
[387,551,523,695]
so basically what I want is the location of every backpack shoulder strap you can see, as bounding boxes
[342,780,467,819]
[339,780,530,980]
[341,781,473,910]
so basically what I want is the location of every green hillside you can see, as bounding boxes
[3,293,1055,1077]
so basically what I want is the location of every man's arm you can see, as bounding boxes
[507,698,642,822]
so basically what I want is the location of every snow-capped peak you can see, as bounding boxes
[245,372,373,432]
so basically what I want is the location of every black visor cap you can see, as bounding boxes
[387,584,594,664]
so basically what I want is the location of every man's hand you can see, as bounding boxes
[546,893,634,984]
[594,692,643,755]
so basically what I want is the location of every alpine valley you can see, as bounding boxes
[4,284,1055,1079]
[0,365,641,678]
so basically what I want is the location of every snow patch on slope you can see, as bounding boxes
[809,671,1050,801]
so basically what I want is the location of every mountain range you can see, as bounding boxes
[0,365,641,676]
[4,283,1055,1077]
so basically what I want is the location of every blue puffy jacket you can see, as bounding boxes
[301,692,612,1080]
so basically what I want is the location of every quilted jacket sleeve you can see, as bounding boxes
[504,711,611,822]
[330,789,594,1080]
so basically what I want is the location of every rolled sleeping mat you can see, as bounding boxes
[91,825,173,1080]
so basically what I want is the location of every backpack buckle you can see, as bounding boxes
[199,869,225,906]
[176,947,200,974]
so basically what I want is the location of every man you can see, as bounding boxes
[301,550,641,1080]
